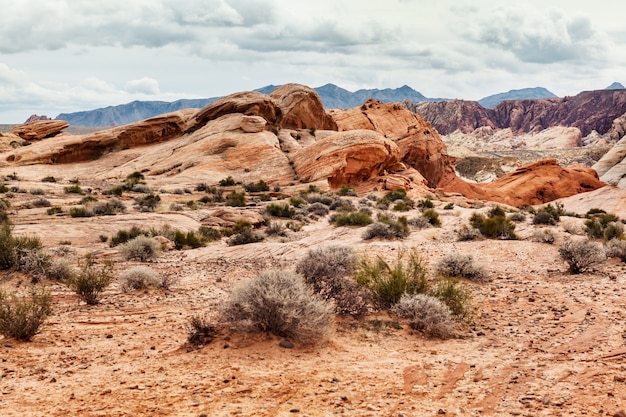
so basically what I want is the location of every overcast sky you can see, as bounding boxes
[1,0,624,123]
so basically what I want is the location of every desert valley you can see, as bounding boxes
[2,83,626,416]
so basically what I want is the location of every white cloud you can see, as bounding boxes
[124,77,160,95]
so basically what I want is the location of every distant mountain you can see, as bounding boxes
[55,83,430,126]
[478,87,557,109]
[606,82,625,90]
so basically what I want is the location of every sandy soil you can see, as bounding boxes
[1,178,626,416]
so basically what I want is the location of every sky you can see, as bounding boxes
[0,0,624,123]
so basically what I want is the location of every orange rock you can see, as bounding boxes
[270,84,337,131]
[11,120,69,140]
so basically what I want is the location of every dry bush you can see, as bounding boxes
[67,257,113,305]
[187,312,218,346]
[606,239,626,262]
[296,245,370,316]
[436,253,487,281]
[558,239,606,274]
[46,258,75,281]
[456,225,480,241]
[562,221,582,235]
[119,235,161,261]
[0,287,52,341]
[530,229,556,244]
[221,269,333,344]
[392,293,454,338]
[119,266,160,292]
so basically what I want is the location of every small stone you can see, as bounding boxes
[101,389,111,395]
[437,409,446,414]
[528,297,535,302]
[279,340,294,349]
[49,377,57,383]
[199,414,208,417]
[106,334,113,339]
[223,343,229,349]
[4,342,12,348]
[613,410,626,417]
[289,409,300,413]
[476,331,485,336]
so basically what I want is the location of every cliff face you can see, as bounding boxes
[411,90,626,137]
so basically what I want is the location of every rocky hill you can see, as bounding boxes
[478,87,557,109]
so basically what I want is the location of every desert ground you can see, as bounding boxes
[1,171,626,417]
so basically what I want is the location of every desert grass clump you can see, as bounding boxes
[354,249,429,308]
[307,202,329,216]
[135,193,161,212]
[187,312,218,346]
[110,226,149,247]
[0,288,52,341]
[558,239,606,274]
[31,197,51,207]
[408,216,431,229]
[119,235,161,261]
[530,229,556,244]
[606,239,626,262]
[335,211,373,227]
[265,202,296,218]
[436,253,487,281]
[92,199,126,216]
[244,180,270,193]
[421,209,441,227]
[69,206,93,218]
[469,211,517,240]
[46,258,75,281]
[392,293,454,338]
[67,256,114,305]
[119,266,161,292]
[508,212,526,222]
[430,278,472,321]
[221,269,333,344]
[227,222,265,246]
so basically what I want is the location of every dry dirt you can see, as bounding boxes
[1,176,626,417]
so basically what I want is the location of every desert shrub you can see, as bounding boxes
[46,258,75,281]
[338,185,357,196]
[443,202,454,210]
[119,235,161,261]
[266,202,295,218]
[307,202,329,216]
[92,199,126,216]
[29,188,45,195]
[303,193,334,206]
[227,228,265,246]
[393,200,412,211]
[135,193,161,211]
[187,312,218,346]
[392,293,454,338]
[603,222,624,241]
[586,208,606,216]
[173,230,207,249]
[0,220,16,269]
[363,215,410,240]
[530,229,556,244]
[221,269,333,343]
[41,176,57,183]
[198,226,222,241]
[488,205,506,218]
[110,226,148,247]
[354,249,429,308]
[69,206,93,218]
[63,184,83,194]
[0,184,8,193]
[508,212,526,222]
[436,253,487,281]
[80,196,97,204]
[0,288,52,341]
[430,278,472,320]
[335,211,373,227]
[383,188,407,202]
[558,239,606,274]
[408,216,431,229]
[363,222,395,240]
[244,180,270,193]
[533,210,557,225]
[469,212,517,240]
[417,198,434,210]
[219,176,236,187]
[224,191,246,207]
[563,221,582,235]
[421,209,441,227]
[119,266,160,292]
[31,198,51,207]
[266,221,287,237]
[15,248,50,280]
[66,256,114,305]
[329,198,355,212]
[606,239,626,262]
[583,217,604,238]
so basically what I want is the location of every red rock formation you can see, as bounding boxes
[291,130,401,188]
[270,84,337,130]
[410,90,626,137]
[11,120,69,140]
[24,114,51,124]
[442,159,605,206]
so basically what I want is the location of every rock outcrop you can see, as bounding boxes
[11,120,70,140]
[291,130,401,187]
[593,135,626,188]
[270,84,337,130]
[24,114,52,123]
[410,89,626,138]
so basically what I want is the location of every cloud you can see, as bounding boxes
[124,77,160,95]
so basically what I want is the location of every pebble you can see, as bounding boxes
[279,340,294,349]
[4,342,12,348]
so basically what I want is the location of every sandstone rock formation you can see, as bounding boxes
[291,130,401,187]
[270,84,337,130]
[11,120,70,140]
[24,114,52,123]
[408,100,496,135]
[593,135,626,188]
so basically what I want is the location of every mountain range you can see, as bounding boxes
[54,83,623,127]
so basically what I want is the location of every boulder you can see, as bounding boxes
[11,120,69,140]
[593,135,626,187]
[200,208,265,228]
[291,130,400,188]
[270,84,337,131]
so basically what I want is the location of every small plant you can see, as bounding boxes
[172,230,207,249]
[187,313,218,346]
[29,188,45,195]
[135,193,161,212]
[392,293,454,338]
[31,197,51,207]
[408,216,431,229]
[533,210,557,225]
[92,199,126,216]
[244,180,270,193]
[558,239,606,274]
[443,202,454,210]
[338,185,357,196]
[69,206,93,218]
[307,202,329,216]
[603,222,624,241]
[606,239,626,262]
[430,278,472,320]
[227,222,265,246]
[119,266,161,292]
[66,256,114,305]
[436,253,487,281]
[63,183,84,194]
[119,235,161,261]
[225,191,246,207]
[309,127,317,136]
[41,176,57,183]
[335,211,373,227]
[530,229,556,244]
[219,176,236,187]
[266,202,295,218]
[110,226,148,247]
[0,288,52,341]
[221,269,333,344]
[508,212,526,222]
[417,198,434,210]
[46,258,75,281]
[198,226,222,241]
[421,209,441,227]
[469,212,517,240]
[393,200,412,211]
[266,221,287,237]
[354,249,429,308]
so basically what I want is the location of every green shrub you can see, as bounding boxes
[31,198,51,207]
[63,184,83,194]
[603,222,624,241]
[227,229,265,246]
[338,185,357,196]
[221,269,333,344]
[422,209,441,227]
[0,184,8,193]
[392,293,454,338]
[354,249,429,308]
[46,206,63,215]
[443,202,454,210]
[173,230,207,249]
[119,235,161,261]
[0,288,52,341]
[219,176,236,187]
[393,200,412,211]
[430,278,472,320]
[559,239,606,274]
[488,205,506,218]
[290,197,307,208]
[0,220,16,269]
[436,253,487,281]
[119,266,161,292]
[92,199,126,216]
[533,210,557,225]
[67,256,114,305]
[225,191,246,207]
[135,193,161,211]
[335,211,373,227]
[69,206,93,218]
[110,226,148,247]
[244,180,270,193]
[363,215,410,240]
[417,198,434,210]
[41,176,57,183]
[198,226,222,241]
[469,212,517,239]
[266,202,295,218]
